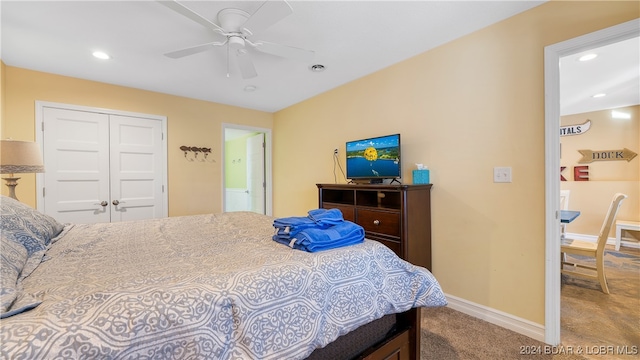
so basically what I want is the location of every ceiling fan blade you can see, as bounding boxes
[164,41,226,59]
[241,0,292,36]
[254,40,315,62]
[236,51,258,79]
[158,0,224,33]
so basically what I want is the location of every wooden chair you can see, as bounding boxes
[561,193,627,294]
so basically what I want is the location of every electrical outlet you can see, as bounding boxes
[334,148,338,155]
[493,167,512,183]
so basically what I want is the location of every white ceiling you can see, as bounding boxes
[1,1,637,114]
[560,37,639,116]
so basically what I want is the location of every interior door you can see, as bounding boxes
[42,107,111,224]
[42,107,165,224]
[109,115,164,222]
[247,133,265,214]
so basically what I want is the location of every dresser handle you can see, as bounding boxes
[373,220,380,226]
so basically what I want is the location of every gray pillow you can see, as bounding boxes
[0,195,62,318]
[0,233,41,318]
[0,195,64,252]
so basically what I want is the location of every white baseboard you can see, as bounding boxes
[442,232,638,345]
[444,293,546,343]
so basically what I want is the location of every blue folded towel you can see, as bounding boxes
[307,208,344,226]
[273,216,320,237]
[272,209,361,251]
[279,221,365,252]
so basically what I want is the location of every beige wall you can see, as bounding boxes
[273,1,639,325]
[561,105,639,236]
[1,67,273,215]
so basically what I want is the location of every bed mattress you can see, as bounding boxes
[1,210,446,359]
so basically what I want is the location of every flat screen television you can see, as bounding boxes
[346,133,401,183]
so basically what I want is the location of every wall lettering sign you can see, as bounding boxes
[578,148,638,164]
[560,120,591,137]
[574,166,589,181]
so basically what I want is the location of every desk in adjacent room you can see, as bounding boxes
[561,210,580,224]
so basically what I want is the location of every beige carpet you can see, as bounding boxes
[420,246,639,360]
[421,307,586,360]
[560,246,640,358]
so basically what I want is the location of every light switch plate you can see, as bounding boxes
[494,167,512,183]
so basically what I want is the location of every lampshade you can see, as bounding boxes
[0,140,45,174]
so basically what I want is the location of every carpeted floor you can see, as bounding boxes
[420,246,639,360]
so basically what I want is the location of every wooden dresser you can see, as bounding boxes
[316,183,433,270]
[317,183,433,360]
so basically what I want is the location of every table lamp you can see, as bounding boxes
[0,139,44,201]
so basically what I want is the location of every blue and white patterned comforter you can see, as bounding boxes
[0,211,446,359]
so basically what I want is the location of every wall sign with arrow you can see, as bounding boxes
[560,119,591,136]
[578,148,638,164]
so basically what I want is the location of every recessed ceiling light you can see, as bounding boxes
[92,51,110,60]
[244,85,257,92]
[310,64,325,72]
[592,93,606,98]
[578,53,597,62]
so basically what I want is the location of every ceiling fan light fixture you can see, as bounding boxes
[162,1,314,79]
[310,64,325,72]
[229,36,245,50]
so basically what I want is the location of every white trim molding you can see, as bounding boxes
[221,123,273,216]
[544,18,640,346]
[445,294,546,343]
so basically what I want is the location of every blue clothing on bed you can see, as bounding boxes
[307,208,344,226]
[272,209,364,251]
[289,221,365,252]
[273,209,343,237]
[273,216,320,236]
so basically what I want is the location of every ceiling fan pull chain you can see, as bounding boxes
[226,44,230,78]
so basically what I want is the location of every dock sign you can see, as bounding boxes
[578,148,638,164]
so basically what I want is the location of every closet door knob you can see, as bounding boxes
[95,201,108,207]
[112,200,120,206]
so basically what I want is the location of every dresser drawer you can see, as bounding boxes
[357,209,400,238]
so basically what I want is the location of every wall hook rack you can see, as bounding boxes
[180,146,215,162]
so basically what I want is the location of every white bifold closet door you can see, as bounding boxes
[42,107,164,224]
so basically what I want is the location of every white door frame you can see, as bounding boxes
[222,123,273,216]
[246,133,266,214]
[543,18,639,345]
[34,101,168,218]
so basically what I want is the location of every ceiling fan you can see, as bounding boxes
[159,0,315,79]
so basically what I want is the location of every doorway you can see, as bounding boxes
[544,19,639,345]
[222,124,272,215]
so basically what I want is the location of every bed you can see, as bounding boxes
[0,195,446,359]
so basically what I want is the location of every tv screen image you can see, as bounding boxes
[346,134,401,180]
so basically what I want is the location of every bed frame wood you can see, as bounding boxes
[317,183,433,360]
